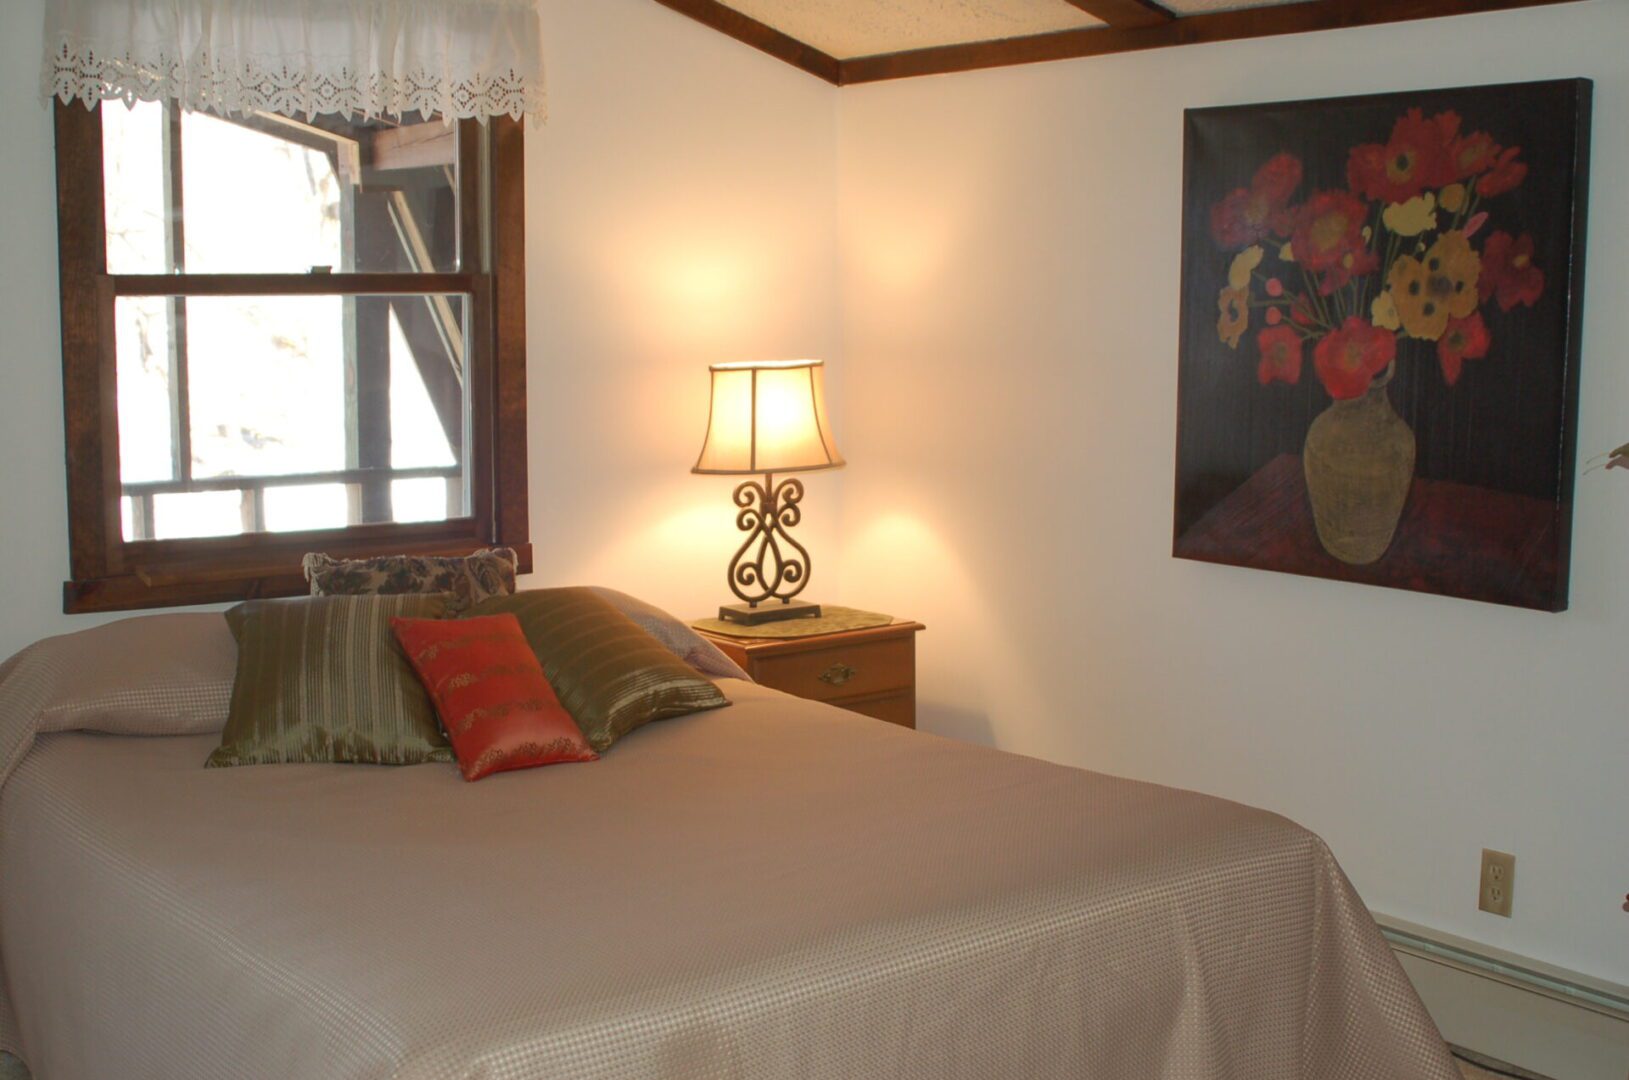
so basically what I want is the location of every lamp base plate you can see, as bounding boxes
[718,600,823,626]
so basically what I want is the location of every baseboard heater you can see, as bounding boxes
[1376,915,1629,1080]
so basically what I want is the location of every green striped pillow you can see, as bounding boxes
[208,594,456,768]
[466,589,729,752]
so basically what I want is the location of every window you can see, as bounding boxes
[54,101,529,612]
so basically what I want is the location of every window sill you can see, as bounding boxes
[64,541,534,614]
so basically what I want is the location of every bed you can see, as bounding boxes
[0,610,1459,1080]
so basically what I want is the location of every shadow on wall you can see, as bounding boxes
[920,702,997,746]
[523,494,725,615]
[842,509,1052,751]
[530,474,844,626]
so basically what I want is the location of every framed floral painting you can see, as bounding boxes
[1173,79,1592,611]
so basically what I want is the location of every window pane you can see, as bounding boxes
[115,295,175,484]
[391,478,452,523]
[390,307,458,469]
[153,491,243,540]
[181,110,343,273]
[114,293,469,539]
[102,101,169,274]
[100,102,465,274]
[263,484,349,533]
[186,295,349,479]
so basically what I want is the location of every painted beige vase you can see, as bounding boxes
[1302,367,1414,565]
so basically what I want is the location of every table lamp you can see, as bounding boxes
[693,359,844,625]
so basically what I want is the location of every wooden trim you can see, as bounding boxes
[648,0,842,84]
[456,118,482,275]
[122,517,485,565]
[835,0,1588,83]
[112,272,476,297]
[1059,0,1171,30]
[54,102,117,585]
[488,115,530,552]
[65,541,535,613]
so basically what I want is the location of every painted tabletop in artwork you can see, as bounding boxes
[1175,454,1560,610]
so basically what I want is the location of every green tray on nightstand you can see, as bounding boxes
[691,606,894,639]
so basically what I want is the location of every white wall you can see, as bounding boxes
[0,1,79,663]
[836,1,1629,985]
[0,0,842,661]
[523,0,843,614]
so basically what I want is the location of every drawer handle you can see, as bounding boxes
[819,662,858,686]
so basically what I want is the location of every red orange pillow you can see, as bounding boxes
[391,614,598,781]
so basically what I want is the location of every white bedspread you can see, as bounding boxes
[0,675,1457,1079]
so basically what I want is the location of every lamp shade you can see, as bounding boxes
[692,360,844,475]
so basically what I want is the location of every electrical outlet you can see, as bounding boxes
[1479,849,1515,917]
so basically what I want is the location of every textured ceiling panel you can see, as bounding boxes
[720,0,1104,60]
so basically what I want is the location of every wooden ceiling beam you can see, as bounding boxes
[365,122,458,171]
[837,0,1588,84]
[1059,0,1172,30]
[649,0,841,83]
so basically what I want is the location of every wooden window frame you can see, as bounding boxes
[53,101,530,614]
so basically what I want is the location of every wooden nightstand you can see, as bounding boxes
[696,620,925,728]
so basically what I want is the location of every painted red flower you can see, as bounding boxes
[1211,152,1304,250]
[1437,313,1491,386]
[1253,152,1303,205]
[1291,191,1375,293]
[1479,231,1545,310]
[1256,325,1304,386]
[1313,317,1397,400]
[1346,109,1456,204]
[1449,130,1501,179]
[1476,147,1527,198]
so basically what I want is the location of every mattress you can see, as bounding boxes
[0,678,1457,1080]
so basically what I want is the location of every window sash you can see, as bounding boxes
[111,273,479,296]
[54,102,529,613]
[112,277,478,542]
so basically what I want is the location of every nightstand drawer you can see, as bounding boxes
[750,638,914,703]
[695,618,923,729]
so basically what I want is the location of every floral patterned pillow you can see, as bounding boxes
[302,548,518,613]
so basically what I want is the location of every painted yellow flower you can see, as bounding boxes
[1228,245,1264,289]
[1371,290,1401,331]
[1217,286,1249,348]
[1279,242,1295,263]
[1387,230,1481,340]
[1439,183,1467,214]
[1382,192,1437,237]
[1430,231,1481,312]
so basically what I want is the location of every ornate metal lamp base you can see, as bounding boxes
[718,473,824,625]
[718,599,823,626]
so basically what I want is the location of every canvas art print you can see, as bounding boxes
[1174,79,1592,611]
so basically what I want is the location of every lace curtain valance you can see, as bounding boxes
[44,0,545,124]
